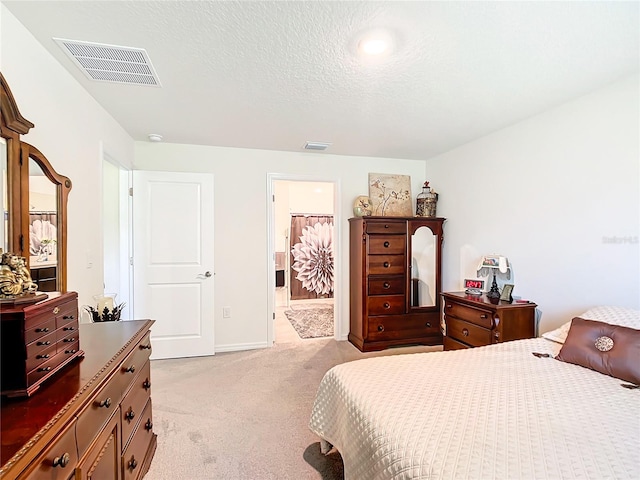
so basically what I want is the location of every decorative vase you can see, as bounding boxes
[353,195,372,217]
[84,293,125,322]
[416,183,438,217]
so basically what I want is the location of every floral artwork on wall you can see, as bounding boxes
[290,216,334,299]
[368,173,412,216]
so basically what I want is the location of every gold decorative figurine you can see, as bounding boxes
[0,250,39,298]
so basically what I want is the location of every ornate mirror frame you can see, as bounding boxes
[1,72,71,292]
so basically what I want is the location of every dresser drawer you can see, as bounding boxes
[21,419,78,480]
[446,317,492,347]
[121,360,152,447]
[444,302,493,329]
[367,313,440,341]
[368,276,405,295]
[365,221,405,234]
[118,332,152,397]
[367,255,405,275]
[122,399,154,480]
[76,371,123,457]
[24,318,56,345]
[367,295,405,315]
[368,235,405,255]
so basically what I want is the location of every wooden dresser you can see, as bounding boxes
[442,291,537,350]
[1,292,83,397]
[0,320,156,480]
[349,216,445,351]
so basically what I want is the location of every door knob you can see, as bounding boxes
[204,271,212,277]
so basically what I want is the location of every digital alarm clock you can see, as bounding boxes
[464,278,485,295]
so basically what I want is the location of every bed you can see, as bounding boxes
[309,306,640,479]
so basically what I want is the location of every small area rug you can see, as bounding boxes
[284,304,334,339]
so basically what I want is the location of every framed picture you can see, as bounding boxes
[500,284,514,302]
[481,255,500,268]
[368,173,412,216]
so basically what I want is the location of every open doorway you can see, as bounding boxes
[269,177,337,344]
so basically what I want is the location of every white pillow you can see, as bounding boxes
[541,306,640,344]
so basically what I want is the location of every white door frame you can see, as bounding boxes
[266,173,342,346]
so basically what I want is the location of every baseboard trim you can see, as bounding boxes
[215,342,269,353]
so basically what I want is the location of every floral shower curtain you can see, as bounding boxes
[289,215,334,300]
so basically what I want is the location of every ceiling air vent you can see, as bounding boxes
[53,38,161,87]
[304,142,332,151]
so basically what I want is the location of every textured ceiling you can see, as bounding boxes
[3,1,639,160]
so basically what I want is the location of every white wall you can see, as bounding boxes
[134,144,427,350]
[1,6,135,310]
[427,74,640,333]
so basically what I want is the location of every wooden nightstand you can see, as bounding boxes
[442,292,537,350]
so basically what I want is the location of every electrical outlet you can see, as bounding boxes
[223,306,231,318]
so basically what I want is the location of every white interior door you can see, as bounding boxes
[133,171,214,359]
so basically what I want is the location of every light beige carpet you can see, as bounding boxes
[145,338,442,480]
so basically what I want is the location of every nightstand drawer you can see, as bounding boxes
[367,295,405,315]
[444,302,493,329]
[443,336,470,350]
[446,317,492,347]
[368,235,405,255]
[367,255,405,275]
[368,276,405,295]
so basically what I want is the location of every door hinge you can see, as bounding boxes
[129,187,133,196]
[273,312,275,320]
[272,194,275,202]
[129,257,133,266]
[19,234,24,253]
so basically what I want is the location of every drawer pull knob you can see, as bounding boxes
[446,304,452,308]
[377,324,385,332]
[143,378,151,391]
[36,354,50,359]
[63,337,76,343]
[52,452,70,468]
[140,344,152,350]
[53,307,60,315]
[98,398,112,408]
[462,328,469,337]
[128,456,138,471]
[63,315,75,320]
[38,366,52,372]
[494,332,500,340]
[384,224,389,228]
[425,322,432,328]
[383,302,390,309]
[35,327,49,333]
[383,262,390,268]
[124,365,136,373]
[480,314,488,319]
[383,282,390,289]
[37,341,51,346]
[383,241,390,247]
[145,419,154,431]
[65,349,77,354]
[63,326,75,331]
[125,409,136,422]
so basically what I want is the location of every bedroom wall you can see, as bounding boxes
[1,6,135,308]
[426,74,639,333]
[134,144,428,350]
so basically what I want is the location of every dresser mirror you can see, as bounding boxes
[408,219,443,310]
[0,72,71,292]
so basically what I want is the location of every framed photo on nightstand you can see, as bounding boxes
[500,284,514,302]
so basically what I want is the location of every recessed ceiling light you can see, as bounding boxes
[357,29,394,57]
[148,133,163,142]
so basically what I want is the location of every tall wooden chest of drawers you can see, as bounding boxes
[442,291,537,350]
[1,292,83,397]
[1,320,156,480]
[349,216,445,352]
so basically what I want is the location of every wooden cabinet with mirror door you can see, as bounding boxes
[0,72,71,292]
[348,216,445,351]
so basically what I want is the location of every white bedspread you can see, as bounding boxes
[309,338,640,479]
